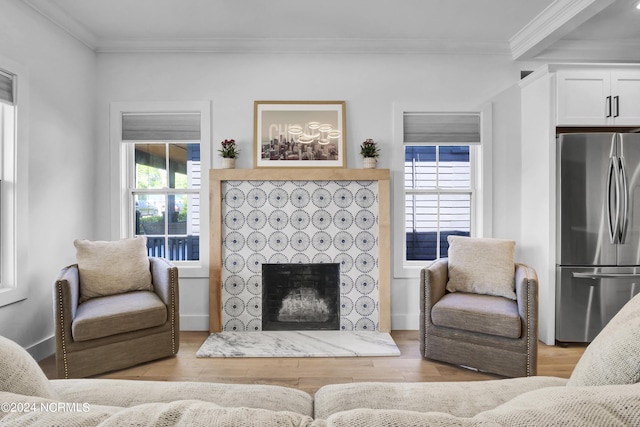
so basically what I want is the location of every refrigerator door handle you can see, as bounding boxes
[572,272,640,279]
[618,156,629,244]
[607,156,620,244]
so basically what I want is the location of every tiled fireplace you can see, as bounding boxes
[209,168,390,333]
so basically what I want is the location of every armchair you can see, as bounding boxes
[53,253,179,379]
[420,257,538,378]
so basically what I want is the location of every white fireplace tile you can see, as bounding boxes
[196,331,400,358]
[221,180,381,332]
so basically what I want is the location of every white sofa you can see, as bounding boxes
[2,292,640,426]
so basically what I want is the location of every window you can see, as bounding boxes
[394,107,491,277]
[405,144,474,260]
[111,103,210,276]
[0,61,28,307]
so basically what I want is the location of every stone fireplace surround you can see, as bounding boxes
[209,168,390,333]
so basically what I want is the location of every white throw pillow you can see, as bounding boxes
[75,237,153,302]
[446,236,516,300]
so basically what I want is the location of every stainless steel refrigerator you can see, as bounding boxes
[556,132,640,343]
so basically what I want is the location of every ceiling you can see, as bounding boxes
[21,0,640,61]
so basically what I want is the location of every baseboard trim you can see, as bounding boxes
[27,335,55,362]
[391,314,419,331]
[180,314,209,331]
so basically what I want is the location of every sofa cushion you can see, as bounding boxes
[75,237,153,302]
[446,236,516,300]
[94,401,316,427]
[568,292,640,386]
[313,377,568,420]
[52,379,315,416]
[432,292,521,338]
[72,291,167,342]
[0,336,59,399]
[322,383,640,427]
[477,383,640,426]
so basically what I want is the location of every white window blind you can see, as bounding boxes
[0,70,14,105]
[404,113,480,144]
[122,113,201,141]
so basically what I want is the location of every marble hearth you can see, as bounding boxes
[196,331,400,358]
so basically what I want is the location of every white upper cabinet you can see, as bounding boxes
[557,70,640,126]
[611,71,640,126]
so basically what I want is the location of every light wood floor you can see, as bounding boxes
[38,330,587,395]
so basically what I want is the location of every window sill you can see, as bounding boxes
[393,261,435,279]
[174,263,209,279]
[0,287,27,308]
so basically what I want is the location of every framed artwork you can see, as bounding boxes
[254,101,346,168]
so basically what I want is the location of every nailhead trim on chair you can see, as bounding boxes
[525,265,533,377]
[170,267,178,355]
[526,276,531,376]
[56,280,69,379]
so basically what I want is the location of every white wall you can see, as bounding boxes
[491,84,523,244]
[0,0,97,357]
[95,52,524,330]
[520,71,556,344]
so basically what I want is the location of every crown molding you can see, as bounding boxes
[532,39,640,62]
[94,37,511,55]
[19,0,510,56]
[510,0,616,61]
[22,0,98,50]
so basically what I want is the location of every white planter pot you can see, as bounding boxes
[221,158,236,169]
[363,157,377,169]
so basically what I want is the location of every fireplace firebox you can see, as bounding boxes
[262,263,340,331]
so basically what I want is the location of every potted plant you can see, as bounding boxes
[219,139,239,169]
[360,138,379,169]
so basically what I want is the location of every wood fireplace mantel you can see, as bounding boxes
[209,168,391,333]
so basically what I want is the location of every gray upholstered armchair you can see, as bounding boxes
[53,256,180,379]
[420,258,538,378]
